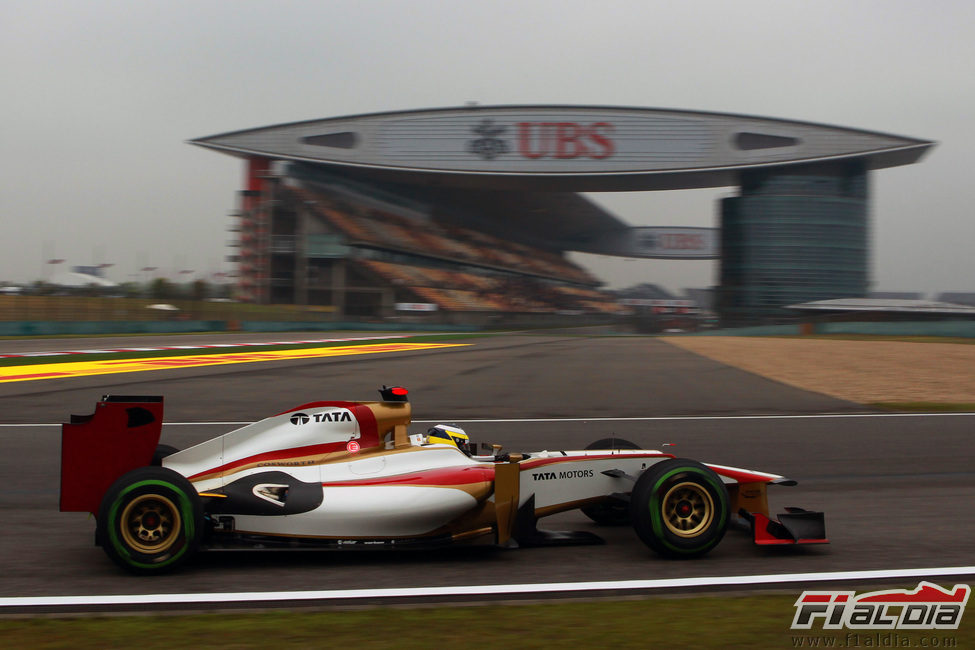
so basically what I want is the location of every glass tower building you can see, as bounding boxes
[718,162,869,325]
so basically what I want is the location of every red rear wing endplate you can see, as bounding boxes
[60,395,164,514]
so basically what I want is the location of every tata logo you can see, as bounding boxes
[290,411,352,425]
[531,469,594,481]
[312,411,353,423]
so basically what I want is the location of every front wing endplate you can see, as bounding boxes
[741,508,829,545]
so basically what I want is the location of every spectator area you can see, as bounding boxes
[282,185,623,315]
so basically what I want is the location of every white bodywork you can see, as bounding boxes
[161,404,778,542]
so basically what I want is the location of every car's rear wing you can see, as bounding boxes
[60,395,164,514]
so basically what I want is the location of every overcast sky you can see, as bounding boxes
[3,1,973,295]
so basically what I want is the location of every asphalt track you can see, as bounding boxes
[1,332,973,610]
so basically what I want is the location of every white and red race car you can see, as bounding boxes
[60,387,827,574]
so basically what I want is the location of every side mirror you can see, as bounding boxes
[379,386,409,402]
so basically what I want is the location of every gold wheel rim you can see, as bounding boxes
[120,494,182,553]
[661,481,714,537]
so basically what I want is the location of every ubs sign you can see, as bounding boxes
[378,110,711,173]
[467,118,615,161]
[193,106,932,184]
[467,119,616,160]
[573,226,718,260]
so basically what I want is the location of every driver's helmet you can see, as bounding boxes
[427,424,472,455]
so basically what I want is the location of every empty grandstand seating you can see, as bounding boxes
[358,258,621,314]
[259,184,622,316]
[290,186,597,284]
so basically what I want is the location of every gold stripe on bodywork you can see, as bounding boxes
[493,461,520,545]
[451,527,495,543]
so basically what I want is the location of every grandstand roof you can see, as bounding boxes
[195,106,934,256]
[191,105,934,192]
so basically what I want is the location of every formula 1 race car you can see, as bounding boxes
[59,387,828,574]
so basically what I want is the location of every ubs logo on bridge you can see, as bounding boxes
[467,119,510,160]
[467,119,616,161]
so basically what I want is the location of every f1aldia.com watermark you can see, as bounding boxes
[791,582,969,631]
[791,632,958,648]
[788,581,968,647]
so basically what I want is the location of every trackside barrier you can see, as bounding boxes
[0,320,477,337]
[237,321,477,333]
[0,321,226,337]
[820,320,975,337]
[5,319,973,338]
[685,321,975,338]
[686,324,801,337]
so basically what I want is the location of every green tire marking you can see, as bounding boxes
[646,466,727,554]
[107,478,196,570]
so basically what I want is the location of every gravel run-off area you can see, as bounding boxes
[662,336,975,404]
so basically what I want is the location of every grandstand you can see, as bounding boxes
[196,105,934,326]
[231,167,624,324]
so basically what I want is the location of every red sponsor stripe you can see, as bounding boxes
[277,400,364,416]
[322,465,495,488]
[273,402,380,448]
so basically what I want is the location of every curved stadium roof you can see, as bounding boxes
[191,105,935,192]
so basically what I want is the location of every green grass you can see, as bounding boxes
[1,595,970,649]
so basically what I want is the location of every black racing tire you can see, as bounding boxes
[580,437,640,526]
[630,458,729,559]
[151,444,180,466]
[96,466,203,574]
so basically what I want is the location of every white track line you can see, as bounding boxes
[3,412,975,428]
[1,566,973,608]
